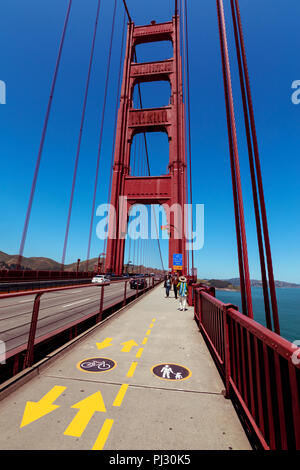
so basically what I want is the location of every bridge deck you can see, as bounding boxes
[0,284,251,450]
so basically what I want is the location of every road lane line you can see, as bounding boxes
[92,418,114,450]
[62,299,90,308]
[127,361,138,378]
[136,347,144,359]
[142,337,148,345]
[149,323,154,328]
[113,384,129,407]
[152,318,156,322]
[146,329,151,336]
[18,299,34,303]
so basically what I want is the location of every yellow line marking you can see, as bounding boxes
[127,361,138,377]
[92,418,114,450]
[136,347,144,358]
[113,384,129,407]
[142,337,148,345]
[149,323,154,328]
[152,318,156,322]
[146,329,151,336]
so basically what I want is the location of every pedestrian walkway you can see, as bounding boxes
[0,284,251,450]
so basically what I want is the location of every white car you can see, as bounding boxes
[91,275,110,284]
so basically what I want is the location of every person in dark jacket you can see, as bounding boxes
[164,275,171,297]
[172,273,179,299]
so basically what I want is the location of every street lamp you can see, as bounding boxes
[98,252,105,273]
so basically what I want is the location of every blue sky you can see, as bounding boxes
[0,0,299,283]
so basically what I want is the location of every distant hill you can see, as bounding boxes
[227,278,300,289]
[197,277,300,290]
[0,251,163,274]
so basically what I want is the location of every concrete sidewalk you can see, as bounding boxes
[0,284,251,450]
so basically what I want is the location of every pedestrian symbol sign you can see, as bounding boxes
[151,363,191,381]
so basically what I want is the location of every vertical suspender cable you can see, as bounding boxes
[86,0,117,271]
[183,0,194,277]
[61,0,101,270]
[233,0,280,333]
[216,0,253,318]
[217,0,247,316]
[134,52,165,273]
[18,0,73,268]
[229,0,272,330]
[103,10,126,258]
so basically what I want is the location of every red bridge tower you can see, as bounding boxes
[105,16,188,275]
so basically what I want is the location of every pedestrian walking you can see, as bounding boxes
[177,275,188,311]
[172,273,179,299]
[164,275,171,298]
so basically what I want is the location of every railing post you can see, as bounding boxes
[123,281,127,307]
[24,292,43,368]
[152,276,154,288]
[222,303,238,399]
[98,284,105,322]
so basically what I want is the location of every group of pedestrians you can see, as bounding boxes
[164,273,188,311]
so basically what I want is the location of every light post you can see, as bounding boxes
[76,258,81,277]
[98,252,105,274]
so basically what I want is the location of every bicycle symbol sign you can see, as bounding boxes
[77,357,116,373]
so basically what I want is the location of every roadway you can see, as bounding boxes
[0,280,148,354]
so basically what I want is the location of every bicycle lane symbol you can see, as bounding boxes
[76,357,117,373]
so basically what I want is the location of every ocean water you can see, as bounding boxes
[216,287,300,344]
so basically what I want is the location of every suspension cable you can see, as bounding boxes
[18,0,73,269]
[103,10,126,259]
[85,0,117,271]
[183,0,194,277]
[229,0,272,329]
[216,0,253,318]
[232,0,280,333]
[133,53,165,273]
[61,0,101,271]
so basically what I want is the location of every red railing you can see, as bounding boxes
[0,276,159,384]
[193,286,300,450]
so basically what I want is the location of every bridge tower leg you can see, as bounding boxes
[105,16,187,276]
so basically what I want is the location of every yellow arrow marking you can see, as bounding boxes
[96,337,113,350]
[92,418,114,450]
[20,386,66,428]
[120,340,138,352]
[64,391,106,437]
